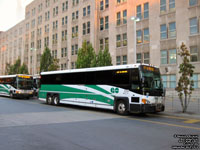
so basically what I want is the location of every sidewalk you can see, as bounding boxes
[160,97,200,119]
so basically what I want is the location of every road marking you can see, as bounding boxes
[183,119,200,124]
[125,117,200,130]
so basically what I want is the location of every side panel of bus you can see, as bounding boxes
[39,84,118,109]
[0,84,10,97]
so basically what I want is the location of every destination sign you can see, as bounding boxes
[116,70,128,74]
[18,75,31,79]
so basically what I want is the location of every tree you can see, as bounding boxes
[48,58,60,71]
[40,47,59,72]
[76,41,112,69]
[5,59,29,75]
[175,43,195,113]
[76,41,96,68]
[96,47,112,67]
[19,63,29,74]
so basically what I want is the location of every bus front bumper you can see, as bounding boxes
[130,104,165,113]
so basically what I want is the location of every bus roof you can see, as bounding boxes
[41,64,158,75]
[0,74,32,78]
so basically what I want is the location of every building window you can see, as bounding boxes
[100,39,104,50]
[122,55,127,64]
[137,53,142,63]
[169,22,176,38]
[169,75,176,88]
[189,0,198,6]
[161,75,167,88]
[100,0,104,10]
[116,56,121,65]
[161,50,168,64]
[87,21,90,34]
[87,5,91,15]
[160,49,176,65]
[190,17,198,35]
[136,30,142,44]
[191,74,199,88]
[160,24,167,39]
[116,34,121,47]
[105,0,109,8]
[100,18,104,30]
[105,37,109,49]
[169,0,175,11]
[72,12,75,20]
[144,3,149,19]
[105,16,109,29]
[71,62,75,69]
[144,52,150,64]
[123,10,127,24]
[71,45,75,55]
[144,28,150,43]
[169,49,177,64]
[75,44,78,55]
[117,12,121,26]
[160,0,166,13]
[117,0,127,4]
[83,23,86,35]
[136,5,142,20]
[190,46,198,62]
[76,11,79,19]
[83,7,86,16]
[122,33,127,46]
[72,26,78,38]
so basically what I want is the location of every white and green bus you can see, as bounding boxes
[39,64,165,115]
[0,74,34,99]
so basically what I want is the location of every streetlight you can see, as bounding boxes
[131,16,140,64]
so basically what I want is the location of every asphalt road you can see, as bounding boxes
[0,97,199,150]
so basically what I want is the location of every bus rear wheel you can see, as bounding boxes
[46,95,53,105]
[53,95,60,106]
[116,100,129,115]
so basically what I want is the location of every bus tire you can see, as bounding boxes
[46,95,53,105]
[10,92,14,99]
[53,95,60,106]
[116,100,129,115]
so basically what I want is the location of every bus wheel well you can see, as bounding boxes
[114,97,129,112]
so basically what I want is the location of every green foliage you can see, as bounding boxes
[76,41,112,69]
[175,43,195,113]
[48,58,60,71]
[5,59,29,75]
[96,47,112,67]
[40,47,60,72]
[76,41,96,68]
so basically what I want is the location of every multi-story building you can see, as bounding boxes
[0,0,200,93]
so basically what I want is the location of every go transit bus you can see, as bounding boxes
[0,74,34,98]
[39,64,165,115]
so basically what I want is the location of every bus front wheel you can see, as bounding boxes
[10,92,14,99]
[116,100,129,115]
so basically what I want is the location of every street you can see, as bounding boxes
[0,97,199,150]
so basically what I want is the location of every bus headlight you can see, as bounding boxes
[16,90,21,94]
[142,99,150,104]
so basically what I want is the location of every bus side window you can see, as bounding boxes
[131,69,140,90]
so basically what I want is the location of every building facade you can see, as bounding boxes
[0,0,200,93]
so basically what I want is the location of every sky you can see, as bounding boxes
[0,0,33,31]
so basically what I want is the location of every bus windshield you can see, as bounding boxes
[18,78,33,90]
[140,65,164,96]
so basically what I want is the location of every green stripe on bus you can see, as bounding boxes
[40,84,93,94]
[85,85,111,95]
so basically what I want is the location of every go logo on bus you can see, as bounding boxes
[110,88,119,93]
